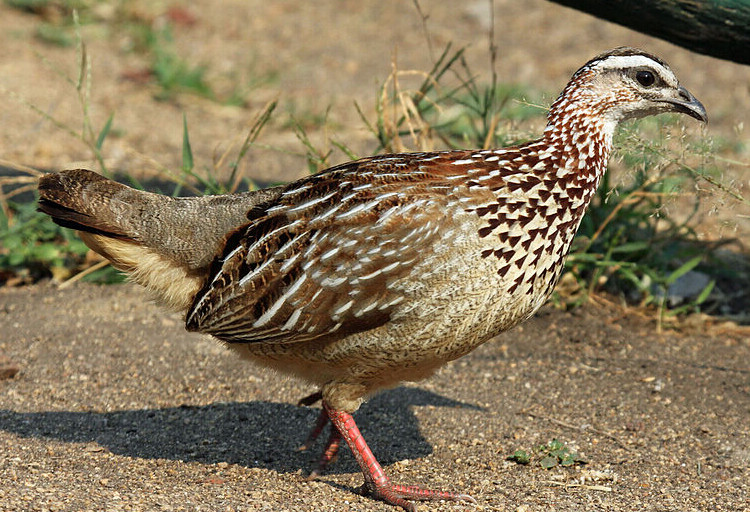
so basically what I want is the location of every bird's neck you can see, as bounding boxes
[540,86,617,191]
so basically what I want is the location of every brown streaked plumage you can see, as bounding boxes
[38,48,706,511]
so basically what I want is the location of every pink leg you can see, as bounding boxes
[298,408,329,451]
[308,425,342,479]
[324,402,476,511]
[298,402,343,478]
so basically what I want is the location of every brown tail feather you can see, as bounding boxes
[37,169,282,311]
[38,169,133,239]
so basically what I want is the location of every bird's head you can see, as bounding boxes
[546,47,707,137]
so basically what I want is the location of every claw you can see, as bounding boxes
[323,402,475,511]
[298,396,474,509]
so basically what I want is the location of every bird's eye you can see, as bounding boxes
[635,70,655,87]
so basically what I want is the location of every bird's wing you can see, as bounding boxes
[185,151,490,344]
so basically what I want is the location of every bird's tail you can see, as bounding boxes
[38,169,280,311]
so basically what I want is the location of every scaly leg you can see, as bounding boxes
[324,402,476,511]
[297,395,343,478]
[298,408,343,478]
[298,407,329,452]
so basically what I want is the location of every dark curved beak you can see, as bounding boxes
[663,86,708,123]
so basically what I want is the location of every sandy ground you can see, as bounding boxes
[1,0,749,511]
[1,283,748,511]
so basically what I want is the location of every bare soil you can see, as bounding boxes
[1,1,749,511]
[1,283,748,511]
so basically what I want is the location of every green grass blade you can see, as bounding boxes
[182,112,194,173]
[96,112,114,151]
[331,139,359,161]
[611,241,650,254]
[695,279,716,305]
[665,256,702,285]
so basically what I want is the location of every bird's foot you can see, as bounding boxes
[360,480,476,512]
[324,402,476,511]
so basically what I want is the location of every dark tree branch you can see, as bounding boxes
[547,0,750,65]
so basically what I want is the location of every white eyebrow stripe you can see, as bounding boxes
[592,55,669,75]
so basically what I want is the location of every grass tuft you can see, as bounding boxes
[146,25,213,101]
[507,439,586,469]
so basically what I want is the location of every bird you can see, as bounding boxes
[37,47,706,511]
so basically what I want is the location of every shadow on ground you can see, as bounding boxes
[0,387,481,475]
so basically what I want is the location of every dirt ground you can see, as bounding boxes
[1,284,748,511]
[1,1,749,511]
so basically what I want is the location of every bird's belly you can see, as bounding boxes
[228,233,560,397]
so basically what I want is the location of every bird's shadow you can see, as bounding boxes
[0,387,481,475]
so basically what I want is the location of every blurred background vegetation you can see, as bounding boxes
[1,0,748,327]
